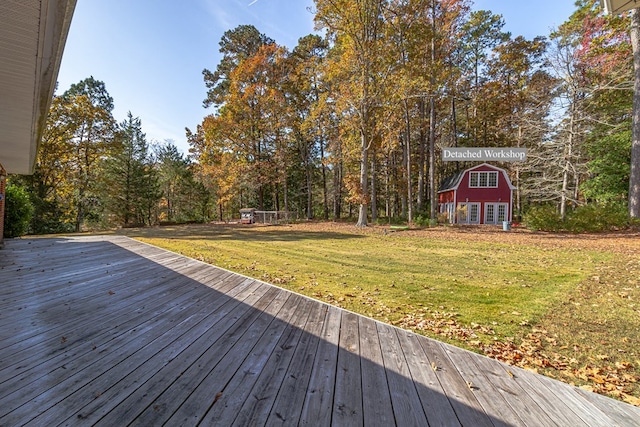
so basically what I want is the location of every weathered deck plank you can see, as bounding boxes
[332,310,363,426]
[417,334,495,427]
[265,302,327,426]
[91,277,263,426]
[299,305,342,426]
[394,328,461,427]
[222,296,315,426]
[377,322,430,426]
[0,235,638,427]
[162,288,296,426]
[358,316,395,427]
[127,285,279,426]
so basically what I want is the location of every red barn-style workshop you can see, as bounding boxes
[438,163,515,225]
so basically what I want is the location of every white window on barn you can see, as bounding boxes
[469,171,499,188]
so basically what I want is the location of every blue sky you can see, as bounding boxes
[57,0,578,155]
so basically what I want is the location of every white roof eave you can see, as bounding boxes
[0,0,77,175]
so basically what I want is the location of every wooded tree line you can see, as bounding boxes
[8,0,638,233]
[11,77,209,232]
[193,0,637,226]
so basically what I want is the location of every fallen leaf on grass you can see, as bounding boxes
[623,394,640,406]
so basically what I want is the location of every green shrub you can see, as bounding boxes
[414,214,431,227]
[565,201,629,233]
[375,216,407,225]
[4,183,34,238]
[523,205,563,232]
[525,202,630,233]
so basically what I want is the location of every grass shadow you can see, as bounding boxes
[118,223,367,243]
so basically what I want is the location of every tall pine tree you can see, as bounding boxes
[102,112,160,226]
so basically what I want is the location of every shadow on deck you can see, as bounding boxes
[0,236,638,426]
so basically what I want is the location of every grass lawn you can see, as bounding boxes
[118,222,640,405]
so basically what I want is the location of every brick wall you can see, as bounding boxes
[0,163,5,248]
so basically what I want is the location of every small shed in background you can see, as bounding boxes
[438,163,515,225]
[240,208,256,224]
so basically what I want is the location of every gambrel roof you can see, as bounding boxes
[437,163,516,193]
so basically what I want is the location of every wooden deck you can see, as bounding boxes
[0,236,638,426]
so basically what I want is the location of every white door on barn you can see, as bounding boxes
[484,202,509,224]
[457,202,480,224]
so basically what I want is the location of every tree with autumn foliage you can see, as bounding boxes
[17,94,77,233]
[382,0,471,222]
[286,34,330,220]
[198,25,292,212]
[203,25,275,110]
[315,0,391,227]
[188,122,241,221]
[458,9,510,147]
[628,9,640,217]
[61,77,118,231]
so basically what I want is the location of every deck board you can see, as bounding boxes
[266,302,326,426]
[222,296,314,426]
[333,311,363,426]
[358,316,394,427]
[0,235,638,426]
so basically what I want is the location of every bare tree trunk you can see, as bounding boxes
[333,139,343,220]
[404,99,413,223]
[393,150,401,218]
[283,171,289,213]
[417,99,426,210]
[630,9,640,218]
[429,0,437,221]
[357,128,369,227]
[371,151,378,223]
[429,96,437,220]
[561,99,577,220]
[515,167,521,220]
[75,187,84,233]
[401,136,407,217]
[306,152,313,219]
[385,151,391,217]
[516,126,522,218]
[334,156,343,220]
[320,136,329,220]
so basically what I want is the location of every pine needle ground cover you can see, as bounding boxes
[120,223,640,405]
